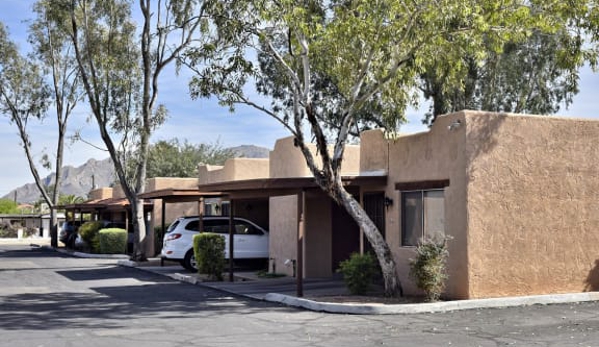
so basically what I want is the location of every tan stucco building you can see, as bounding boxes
[196,110,599,300]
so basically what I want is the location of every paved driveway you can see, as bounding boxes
[2,244,599,347]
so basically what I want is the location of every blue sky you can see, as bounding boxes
[0,0,598,199]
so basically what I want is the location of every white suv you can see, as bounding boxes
[161,216,269,271]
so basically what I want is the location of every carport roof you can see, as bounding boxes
[58,197,153,212]
[138,188,222,202]
[136,175,387,201]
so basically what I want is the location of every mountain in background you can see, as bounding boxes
[3,145,270,204]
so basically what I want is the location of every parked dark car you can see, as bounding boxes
[60,220,129,250]
[58,220,84,248]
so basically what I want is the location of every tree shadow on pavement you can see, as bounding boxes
[0,251,296,332]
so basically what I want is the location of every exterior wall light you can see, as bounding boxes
[384,196,394,208]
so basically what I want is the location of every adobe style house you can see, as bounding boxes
[196,110,599,300]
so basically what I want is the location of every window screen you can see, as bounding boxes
[401,190,445,246]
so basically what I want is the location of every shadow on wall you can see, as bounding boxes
[464,112,507,182]
[584,259,599,291]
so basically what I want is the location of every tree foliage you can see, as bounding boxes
[421,28,596,124]
[0,199,19,214]
[63,0,205,260]
[146,139,236,178]
[186,0,599,296]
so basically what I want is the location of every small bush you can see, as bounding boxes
[409,237,450,302]
[337,252,379,295]
[78,221,104,253]
[193,233,225,280]
[98,228,127,254]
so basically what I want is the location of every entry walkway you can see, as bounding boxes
[123,260,351,300]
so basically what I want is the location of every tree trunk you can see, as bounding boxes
[131,198,148,261]
[337,185,404,297]
[50,207,58,248]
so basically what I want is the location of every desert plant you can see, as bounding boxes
[98,228,127,254]
[337,252,379,295]
[193,233,225,280]
[78,221,103,253]
[409,237,450,302]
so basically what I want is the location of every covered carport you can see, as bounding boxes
[136,188,223,256]
[194,175,387,297]
[60,197,154,232]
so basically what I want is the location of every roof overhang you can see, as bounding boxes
[138,188,223,202]
[196,175,388,199]
[59,197,153,212]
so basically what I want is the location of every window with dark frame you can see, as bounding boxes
[401,189,445,246]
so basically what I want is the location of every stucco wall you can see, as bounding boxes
[88,188,113,201]
[146,177,198,190]
[144,178,202,229]
[362,111,470,299]
[198,159,269,184]
[359,129,389,174]
[269,195,299,277]
[270,136,360,178]
[465,111,599,298]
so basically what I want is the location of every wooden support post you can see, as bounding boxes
[359,188,364,255]
[297,190,305,297]
[160,199,167,266]
[229,199,235,282]
[198,197,205,233]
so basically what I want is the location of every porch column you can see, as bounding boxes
[198,197,205,233]
[161,199,166,237]
[359,187,364,254]
[297,190,305,297]
[160,199,167,266]
[228,199,235,282]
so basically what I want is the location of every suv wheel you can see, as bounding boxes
[182,249,197,272]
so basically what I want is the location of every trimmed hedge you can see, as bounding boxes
[78,221,104,253]
[193,233,225,280]
[98,228,127,254]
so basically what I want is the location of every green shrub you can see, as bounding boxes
[337,252,379,295]
[78,221,103,253]
[409,237,450,302]
[98,228,127,254]
[193,233,225,280]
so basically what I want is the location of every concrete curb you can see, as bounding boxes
[118,260,202,285]
[0,238,51,245]
[53,247,130,260]
[264,292,599,315]
[118,261,599,315]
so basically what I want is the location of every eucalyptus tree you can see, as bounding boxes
[18,0,86,247]
[66,0,204,260]
[0,23,51,204]
[420,28,597,124]
[186,0,599,296]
